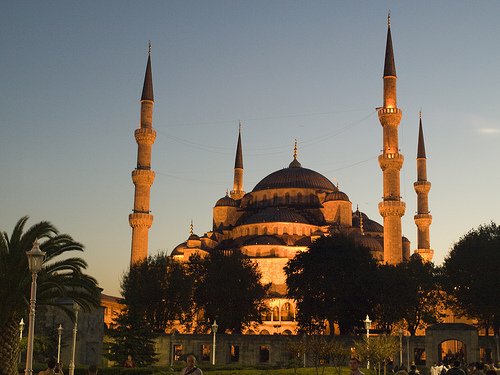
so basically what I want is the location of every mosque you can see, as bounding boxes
[127,16,434,335]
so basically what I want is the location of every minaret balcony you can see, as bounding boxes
[414,214,432,227]
[378,153,404,170]
[129,212,153,228]
[378,200,405,217]
[135,128,157,145]
[378,107,402,127]
[414,180,431,193]
[132,169,155,185]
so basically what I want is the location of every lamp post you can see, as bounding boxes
[406,335,410,369]
[211,320,218,366]
[19,318,25,364]
[24,240,45,375]
[57,324,63,362]
[364,315,372,370]
[68,303,79,375]
[398,329,403,367]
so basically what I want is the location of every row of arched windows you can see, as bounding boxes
[262,302,295,322]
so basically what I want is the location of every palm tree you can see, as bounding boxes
[0,216,100,375]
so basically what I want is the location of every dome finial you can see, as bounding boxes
[360,212,365,235]
[288,139,302,168]
[293,139,298,159]
[189,220,194,236]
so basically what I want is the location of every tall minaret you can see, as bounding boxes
[413,112,433,262]
[129,45,156,265]
[377,13,406,264]
[230,122,245,200]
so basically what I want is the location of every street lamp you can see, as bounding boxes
[211,320,218,366]
[57,324,63,362]
[19,318,25,363]
[24,240,45,375]
[398,329,403,368]
[364,315,372,370]
[68,303,79,375]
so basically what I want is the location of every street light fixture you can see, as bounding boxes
[57,324,63,362]
[398,329,403,367]
[68,303,79,375]
[19,318,25,364]
[364,315,372,370]
[211,320,218,366]
[24,240,45,375]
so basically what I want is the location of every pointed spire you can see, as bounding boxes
[234,122,243,169]
[383,12,397,77]
[189,220,193,236]
[141,42,154,101]
[289,139,302,168]
[417,111,427,158]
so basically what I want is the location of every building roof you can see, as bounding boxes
[325,191,350,202]
[215,195,238,207]
[253,162,336,192]
[141,51,154,101]
[238,207,310,225]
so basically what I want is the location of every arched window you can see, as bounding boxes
[285,193,290,204]
[281,302,293,321]
[272,306,279,321]
[297,192,303,204]
[273,193,279,205]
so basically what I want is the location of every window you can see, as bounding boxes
[230,345,240,362]
[259,345,270,362]
[201,345,210,362]
[272,306,279,321]
[173,344,183,361]
[281,302,293,321]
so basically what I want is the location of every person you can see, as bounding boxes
[88,365,98,375]
[445,360,465,375]
[409,364,420,375]
[349,357,364,375]
[39,358,57,375]
[123,354,136,368]
[180,354,203,375]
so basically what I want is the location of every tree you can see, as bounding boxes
[354,335,399,375]
[121,253,194,332]
[398,254,445,335]
[104,308,157,366]
[443,222,500,335]
[285,234,379,334]
[189,250,269,334]
[0,217,100,375]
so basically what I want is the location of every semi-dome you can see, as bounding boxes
[238,207,310,225]
[215,195,238,207]
[253,162,336,192]
[325,190,350,202]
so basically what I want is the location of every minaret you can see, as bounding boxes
[230,122,245,200]
[413,112,433,262]
[129,44,156,265]
[377,13,406,264]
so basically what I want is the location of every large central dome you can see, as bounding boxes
[252,157,336,192]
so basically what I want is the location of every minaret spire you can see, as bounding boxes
[129,45,157,265]
[230,122,245,199]
[414,113,433,262]
[377,15,406,264]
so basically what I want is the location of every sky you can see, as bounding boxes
[2,1,500,297]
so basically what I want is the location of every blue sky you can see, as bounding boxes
[2,1,500,296]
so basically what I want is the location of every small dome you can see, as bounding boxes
[352,212,383,233]
[188,233,200,241]
[356,235,383,253]
[238,207,309,225]
[325,190,350,202]
[215,195,238,207]
[171,242,187,256]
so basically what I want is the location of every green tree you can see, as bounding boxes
[0,217,100,375]
[398,254,445,335]
[189,250,269,334]
[121,253,194,332]
[104,308,157,366]
[355,335,399,375]
[285,234,379,334]
[443,222,500,335]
